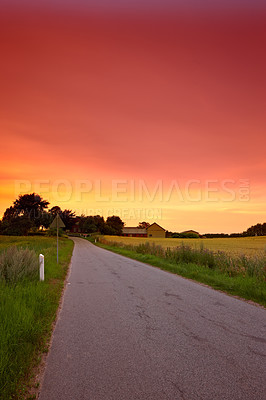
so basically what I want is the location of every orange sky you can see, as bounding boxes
[0,6,266,233]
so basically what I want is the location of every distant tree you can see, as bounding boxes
[13,193,49,217]
[165,230,172,238]
[2,206,18,222]
[81,216,98,233]
[229,233,243,238]
[180,232,200,239]
[244,222,266,237]
[93,215,106,234]
[48,207,75,230]
[12,193,49,228]
[75,215,106,234]
[171,233,181,238]
[1,193,49,234]
[103,224,117,235]
[39,210,51,229]
[0,194,78,235]
[138,222,150,229]
[171,232,200,238]
[49,206,62,216]
[106,216,124,235]
[0,215,34,236]
[203,233,229,238]
[77,215,96,234]
[61,209,76,230]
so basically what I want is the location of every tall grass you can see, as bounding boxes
[99,238,266,281]
[96,238,266,305]
[102,235,266,256]
[0,236,74,400]
[0,246,38,284]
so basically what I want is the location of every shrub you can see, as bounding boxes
[0,246,38,284]
[179,232,200,238]
[46,227,64,237]
[171,233,200,238]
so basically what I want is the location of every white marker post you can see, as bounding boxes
[39,254,44,281]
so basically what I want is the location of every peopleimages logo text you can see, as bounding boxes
[14,179,250,203]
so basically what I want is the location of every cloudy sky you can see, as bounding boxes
[0,0,265,233]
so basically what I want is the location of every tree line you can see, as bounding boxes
[0,193,265,237]
[243,223,266,237]
[0,193,124,236]
[202,223,266,238]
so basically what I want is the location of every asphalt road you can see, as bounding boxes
[39,238,266,400]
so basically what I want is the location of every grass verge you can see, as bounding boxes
[0,236,74,400]
[101,235,266,256]
[90,238,266,307]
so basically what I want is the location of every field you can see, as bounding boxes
[102,235,266,256]
[0,235,74,400]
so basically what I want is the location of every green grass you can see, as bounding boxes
[102,235,266,256]
[0,235,74,400]
[92,237,266,307]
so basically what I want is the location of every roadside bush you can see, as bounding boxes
[0,246,38,284]
[179,232,200,238]
[46,227,64,237]
[171,232,200,238]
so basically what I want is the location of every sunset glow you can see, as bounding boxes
[1,1,266,233]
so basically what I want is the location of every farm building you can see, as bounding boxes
[147,223,166,238]
[122,227,147,237]
[122,223,166,238]
[70,218,82,233]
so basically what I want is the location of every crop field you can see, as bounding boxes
[103,235,266,256]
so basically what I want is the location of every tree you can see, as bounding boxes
[138,222,150,229]
[2,206,18,222]
[79,216,98,234]
[48,207,75,230]
[0,193,78,235]
[49,206,62,216]
[14,193,49,215]
[39,210,51,229]
[61,209,76,230]
[93,215,106,234]
[1,193,50,234]
[13,193,50,227]
[106,216,124,235]
[244,222,266,236]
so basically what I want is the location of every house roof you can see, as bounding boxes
[122,227,147,234]
[147,222,166,231]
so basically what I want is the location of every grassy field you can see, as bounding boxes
[0,235,74,400]
[95,236,266,307]
[102,235,266,256]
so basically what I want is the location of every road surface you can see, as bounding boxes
[39,238,266,400]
